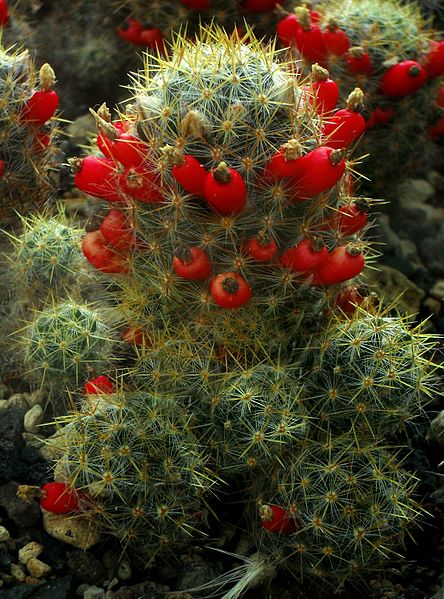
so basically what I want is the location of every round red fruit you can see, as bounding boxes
[323,23,350,56]
[294,23,327,63]
[120,166,163,203]
[281,238,329,273]
[97,120,127,158]
[82,230,128,274]
[335,202,368,235]
[277,14,300,47]
[294,146,345,199]
[259,504,296,534]
[322,108,365,149]
[40,482,84,515]
[305,64,339,114]
[242,236,278,262]
[204,162,246,214]
[84,375,115,395]
[380,61,427,98]
[172,246,212,280]
[139,28,165,52]
[265,140,304,179]
[334,286,365,315]
[100,209,134,249]
[172,155,207,195]
[73,155,121,202]
[346,48,373,75]
[117,18,143,45]
[422,40,444,78]
[210,272,251,309]
[311,245,364,285]
[112,133,150,168]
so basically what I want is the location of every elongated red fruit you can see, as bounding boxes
[260,504,296,533]
[73,156,121,202]
[40,482,84,515]
[281,238,329,273]
[323,21,350,56]
[305,64,339,114]
[422,41,444,78]
[322,88,366,149]
[0,0,8,26]
[204,162,246,214]
[21,64,59,126]
[84,375,115,395]
[172,155,208,195]
[380,61,427,98]
[82,230,129,274]
[293,146,345,199]
[117,18,143,45]
[265,139,304,179]
[312,245,364,285]
[346,47,373,75]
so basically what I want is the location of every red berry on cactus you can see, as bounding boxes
[428,115,444,138]
[72,155,121,202]
[40,482,84,515]
[334,202,368,235]
[436,85,444,109]
[21,64,59,127]
[265,139,304,179]
[120,166,163,203]
[422,40,444,78]
[365,106,395,129]
[97,119,127,158]
[281,238,329,273]
[322,88,366,149]
[139,28,165,52]
[277,14,301,47]
[117,18,144,45]
[100,209,135,249]
[293,15,327,63]
[0,0,8,26]
[204,162,247,214]
[294,146,346,199]
[334,286,365,315]
[82,230,129,274]
[0,159,5,177]
[172,246,212,280]
[259,504,296,533]
[311,244,365,285]
[122,327,147,346]
[323,21,350,56]
[305,63,339,114]
[242,235,278,262]
[210,272,251,309]
[168,150,207,195]
[380,60,427,98]
[112,134,150,168]
[84,375,115,395]
[346,47,373,76]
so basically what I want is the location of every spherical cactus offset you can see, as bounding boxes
[0,49,59,220]
[23,301,114,388]
[8,211,84,297]
[277,0,444,191]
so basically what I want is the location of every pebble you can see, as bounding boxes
[18,541,43,564]
[24,404,44,434]
[43,510,102,550]
[430,280,444,301]
[83,585,106,599]
[25,575,41,585]
[116,560,131,581]
[10,563,26,582]
[429,411,444,448]
[0,525,10,542]
[27,557,52,578]
[423,297,442,315]
[397,178,435,204]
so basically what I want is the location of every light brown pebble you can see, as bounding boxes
[25,576,41,585]
[27,557,52,578]
[10,563,26,582]
[24,404,44,434]
[0,525,10,542]
[43,510,101,549]
[18,541,43,564]
[423,297,442,315]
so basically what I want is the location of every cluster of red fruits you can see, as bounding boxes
[0,63,59,179]
[277,7,444,135]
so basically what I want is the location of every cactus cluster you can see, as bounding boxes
[28,27,438,595]
[276,0,444,192]
[0,47,59,221]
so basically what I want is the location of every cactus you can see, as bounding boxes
[0,47,59,221]
[276,0,444,192]
[38,26,438,592]
[22,301,115,389]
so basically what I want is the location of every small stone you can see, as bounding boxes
[19,541,43,564]
[10,563,26,582]
[25,576,41,585]
[430,280,444,301]
[429,411,444,448]
[24,405,44,434]
[423,297,441,315]
[116,560,132,581]
[43,511,101,550]
[27,557,52,578]
[83,585,106,599]
[0,525,10,542]
[397,178,435,205]
[76,583,90,596]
